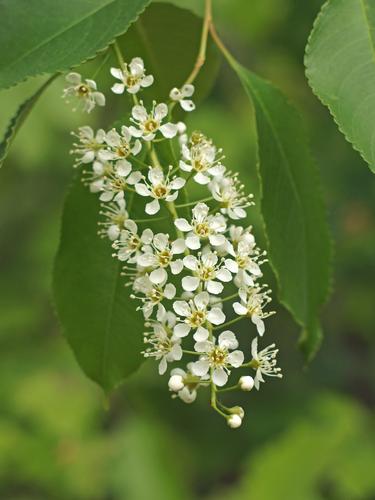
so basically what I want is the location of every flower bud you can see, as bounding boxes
[168,374,184,392]
[239,375,254,392]
[227,414,242,429]
[228,405,245,419]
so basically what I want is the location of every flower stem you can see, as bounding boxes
[175,196,214,208]
[213,316,244,331]
[217,384,239,393]
[113,41,126,71]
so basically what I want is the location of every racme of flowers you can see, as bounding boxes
[63,53,282,429]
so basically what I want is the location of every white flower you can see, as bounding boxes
[179,132,225,185]
[172,291,225,341]
[191,331,244,387]
[169,364,209,403]
[250,338,282,390]
[135,166,185,214]
[137,232,185,282]
[233,286,274,336]
[209,173,254,220]
[175,202,227,250]
[110,57,154,94]
[112,220,152,263]
[169,84,195,111]
[100,126,142,164]
[63,72,105,113]
[128,101,178,141]
[182,252,233,295]
[98,198,129,240]
[132,274,176,318]
[99,161,142,202]
[224,226,265,287]
[143,305,182,374]
[70,126,107,166]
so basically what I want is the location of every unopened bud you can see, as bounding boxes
[227,414,242,429]
[168,374,184,392]
[239,376,254,392]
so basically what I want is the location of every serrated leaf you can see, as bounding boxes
[53,176,144,392]
[232,64,332,359]
[0,0,152,90]
[305,0,375,174]
[119,2,219,103]
[0,76,55,168]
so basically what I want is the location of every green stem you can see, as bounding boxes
[217,384,239,393]
[213,316,244,331]
[213,292,239,304]
[175,196,214,208]
[182,349,200,356]
[113,40,126,70]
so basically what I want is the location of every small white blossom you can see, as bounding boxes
[70,126,107,166]
[182,252,233,295]
[132,274,176,318]
[113,220,152,263]
[169,84,195,111]
[250,338,282,390]
[143,305,182,374]
[169,364,209,403]
[98,198,129,240]
[173,291,225,341]
[175,202,227,250]
[63,72,105,113]
[128,101,178,141]
[135,166,185,215]
[179,132,225,185]
[191,331,244,387]
[209,173,254,220]
[233,286,274,336]
[137,232,185,282]
[99,161,142,202]
[239,375,254,391]
[110,57,154,94]
[100,126,142,164]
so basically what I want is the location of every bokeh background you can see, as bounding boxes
[1,1,374,498]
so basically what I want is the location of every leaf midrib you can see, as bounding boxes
[359,0,375,65]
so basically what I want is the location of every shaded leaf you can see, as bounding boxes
[53,176,144,392]
[0,76,55,168]
[0,0,152,90]
[118,2,219,103]
[233,64,332,359]
[305,0,375,173]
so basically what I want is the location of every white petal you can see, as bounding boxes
[194,291,209,309]
[191,360,210,377]
[66,72,81,84]
[194,172,210,185]
[173,301,190,317]
[180,99,195,112]
[225,258,238,273]
[183,255,198,271]
[110,67,123,80]
[182,276,200,292]
[146,199,160,215]
[154,103,168,120]
[181,84,194,97]
[111,83,125,94]
[193,327,209,342]
[171,238,186,254]
[158,357,167,375]
[233,302,248,316]
[135,183,150,197]
[228,350,244,368]
[141,74,154,87]
[212,367,228,387]
[132,104,148,121]
[116,159,132,177]
[209,234,226,246]
[175,219,192,232]
[218,330,238,349]
[150,267,167,284]
[186,234,201,250]
[207,308,226,325]
[173,323,190,338]
[164,284,176,299]
[159,123,178,138]
[207,281,223,295]
[170,260,183,274]
[252,315,265,336]
[169,177,186,190]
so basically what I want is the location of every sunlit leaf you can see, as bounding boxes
[305,0,375,173]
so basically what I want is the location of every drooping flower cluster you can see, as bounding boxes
[64,56,282,428]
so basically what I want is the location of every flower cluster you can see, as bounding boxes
[65,56,282,428]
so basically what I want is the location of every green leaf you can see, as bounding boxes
[233,64,332,359]
[53,176,144,393]
[118,2,219,102]
[0,76,55,168]
[305,0,375,174]
[0,0,152,90]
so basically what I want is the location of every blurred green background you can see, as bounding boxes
[1,1,374,499]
